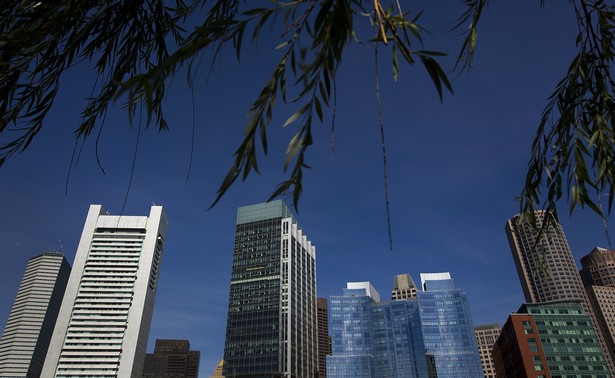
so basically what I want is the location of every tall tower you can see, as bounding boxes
[580,247,615,367]
[223,200,317,378]
[418,273,484,378]
[505,211,587,304]
[316,298,331,377]
[505,211,614,372]
[41,205,168,377]
[0,252,71,378]
[391,273,417,300]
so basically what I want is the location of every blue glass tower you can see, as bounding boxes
[327,274,483,378]
[327,282,428,378]
[418,273,484,378]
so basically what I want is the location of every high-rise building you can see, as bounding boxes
[492,301,610,378]
[142,339,200,378]
[505,211,587,304]
[327,274,483,378]
[417,273,484,378]
[580,246,615,367]
[327,282,428,378]
[41,205,168,377]
[391,273,417,300]
[223,201,317,378]
[316,298,331,377]
[474,324,501,378]
[505,211,614,372]
[0,252,71,378]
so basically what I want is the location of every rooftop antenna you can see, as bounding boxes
[54,240,63,253]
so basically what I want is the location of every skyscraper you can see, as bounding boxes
[41,205,168,377]
[327,274,483,378]
[580,247,615,366]
[316,298,331,377]
[391,273,417,300]
[505,211,587,304]
[505,211,614,371]
[417,273,484,378]
[474,324,501,378]
[327,282,428,378]
[223,200,317,378]
[0,252,71,378]
[142,339,200,378]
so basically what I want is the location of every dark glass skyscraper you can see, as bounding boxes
[223,201,317,378]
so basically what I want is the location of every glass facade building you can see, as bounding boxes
[223,201,317,378]
[417,273,484,378]
[328,275,482,378]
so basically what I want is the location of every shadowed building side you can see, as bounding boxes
[0,252,71,378]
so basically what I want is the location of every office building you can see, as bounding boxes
[327,282,428,378]
[223,201,317,378]
[142,339,200,377]
[580,247,615,367]
[0,252,71,377]
[505,211,614,371]
[492,301,609,378]
[328,274,482,378]
[505,211,588,304]
[316,298,331,377]
[391,273,417,300]
[474,324,500,378]
[41,205,168,377]
[417,273,484,378]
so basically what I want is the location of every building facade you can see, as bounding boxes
[580,246,615,368]
[223,201,317,378]
[417,273,484,378]
[41,205,168,377]
[317,298,331,377]
[142,339,200,377]
[327,282,428,378]
[505,211,613,372]
[492,301,610,378]
[328,274,483,378]
[0,252,71,378]
[474,323,501,378]
[505,211,588,305]
[391,273,417,300]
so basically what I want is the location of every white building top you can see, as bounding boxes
[420,272,452,290]
[347,282,381,302]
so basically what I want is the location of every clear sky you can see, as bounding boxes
[1,1,614,376]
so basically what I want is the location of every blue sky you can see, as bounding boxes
[1,1,614,376]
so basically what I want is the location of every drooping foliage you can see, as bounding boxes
[1,0,614,229]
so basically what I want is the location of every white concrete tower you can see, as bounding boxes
[41,205,167,378]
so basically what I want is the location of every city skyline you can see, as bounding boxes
[1,3,615,376]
